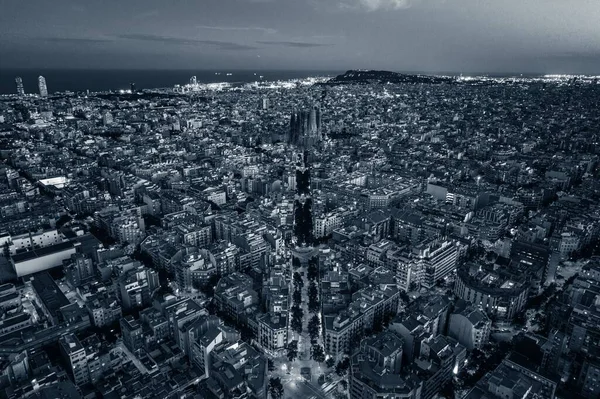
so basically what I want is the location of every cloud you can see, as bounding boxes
[342,0,414,11]
[70,4,87,13]
[116,34,256,50]
[198,25,277,34]
[39,37,113,44]
[257,40,332,48]
[310,34,347,40]
[132,10,160,21]
[546,51,600,59]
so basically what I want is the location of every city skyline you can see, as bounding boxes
[1,0,600,74]
[1,72,598,398]
[1,2,599,399]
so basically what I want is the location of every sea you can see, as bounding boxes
[0,69,341,95]
[0,69,574,95]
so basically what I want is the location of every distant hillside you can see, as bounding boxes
[324,70,454,85]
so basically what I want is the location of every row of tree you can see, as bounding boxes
[308,282,319,312]
[290,305,303,334]
[306,256,323,366]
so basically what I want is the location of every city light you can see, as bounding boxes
[1,25,595,398]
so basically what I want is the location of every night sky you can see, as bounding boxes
[1,0,599,74]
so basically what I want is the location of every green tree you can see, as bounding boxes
[326,357,335,368]
[293,290,302,306]
[308,315,320,341]
[307,263,318,281]
[311,344,326,363]
[308,282,319,312]
[335,357,350,376]
[293,272,304,289]
[292,256,301,269]
[269,377,284,399]
[291,306,304,334]
[287,340,299,362]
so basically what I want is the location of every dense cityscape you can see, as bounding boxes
[0,69,599,399]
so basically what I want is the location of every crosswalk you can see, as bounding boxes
[322,381,337,395]
[301,381,328,399]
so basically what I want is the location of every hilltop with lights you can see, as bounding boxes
[324,69,454,85]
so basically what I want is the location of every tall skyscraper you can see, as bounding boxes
[130,82,136,93]
[15,77,24,96]
[38,76,48,97]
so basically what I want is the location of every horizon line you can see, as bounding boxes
[0,67,588,77]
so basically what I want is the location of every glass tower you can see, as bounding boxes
[15,77,25,96]
[38,76,48,97]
